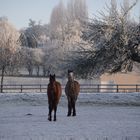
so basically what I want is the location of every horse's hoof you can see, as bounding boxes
[53,119,56,121]
[48,118,52,121]
[72,113,76,116]
[67,113,71,117]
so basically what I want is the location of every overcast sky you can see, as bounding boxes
[0,0,139,29]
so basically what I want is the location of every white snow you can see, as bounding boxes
[0,92,140,140]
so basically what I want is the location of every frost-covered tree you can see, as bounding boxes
[33,48,44,76]
[50,0,88,43]
[19,19,51,76]
[21,47,45,76]
[20,19,49,48]
[21,48,35,76]
[65,0,88,44]
[41,40,65,76]
[108,0,118,25]
[49,0,88,75]
[67,0,88,22]
[42,47,54,76]
[50,1,66,41]
[20,20,38,48]
[68,0,140,78]
[122,0,130,22]
[0,18,20,92]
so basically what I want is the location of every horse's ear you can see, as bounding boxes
[68,69,73,74]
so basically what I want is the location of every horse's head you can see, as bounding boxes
[49,74,56,84]
[68,70,74,82]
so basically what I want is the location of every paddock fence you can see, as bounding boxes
[0,84,140,93]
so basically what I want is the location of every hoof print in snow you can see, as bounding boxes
[26,113,32,116]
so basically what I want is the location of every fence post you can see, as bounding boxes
[40,85,42,92]
[21,85,22,93]
[116,85,119,93]
[136,85,138,92]
[97,85,100,93]
[0,84,3,93]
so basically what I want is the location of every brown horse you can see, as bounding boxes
[47,74,62,121]
[65,70,80,116]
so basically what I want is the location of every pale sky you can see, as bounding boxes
[0,0,139,29]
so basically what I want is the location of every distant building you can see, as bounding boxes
[100,72,140,92]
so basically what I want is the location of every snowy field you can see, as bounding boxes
[0,92,140,140]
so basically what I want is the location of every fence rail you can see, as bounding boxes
[0,84,140,93]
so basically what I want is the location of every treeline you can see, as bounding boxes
[0,0,140,83]
[0,0,89,79]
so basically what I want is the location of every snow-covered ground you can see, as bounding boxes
[0,92,140,140]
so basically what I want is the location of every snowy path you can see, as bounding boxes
[0,93,140,140]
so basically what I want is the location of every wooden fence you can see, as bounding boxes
[0,84,140,93]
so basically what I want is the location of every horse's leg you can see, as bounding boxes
[67,97,72,116]
[48,104,52,121]
[53,103,57,121]
[72,99,76,116]
[53,104,57,121]
[72,96,78,116]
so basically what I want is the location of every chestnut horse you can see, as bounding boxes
[47,74,62,121]
[65,70,80,116]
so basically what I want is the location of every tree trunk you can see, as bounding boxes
[27,66,33,76]
[43,67,46,76]
[36,65,40,76]
[1,66,5,93]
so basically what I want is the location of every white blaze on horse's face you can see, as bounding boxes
[68,72,74,81]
